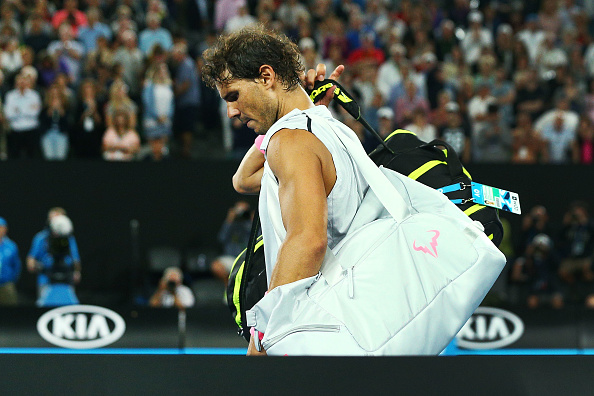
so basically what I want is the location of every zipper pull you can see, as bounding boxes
[347,267,354,299]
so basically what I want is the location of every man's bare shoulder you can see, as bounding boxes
[267,128,327,165]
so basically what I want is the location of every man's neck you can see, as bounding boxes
[275,85,315,120]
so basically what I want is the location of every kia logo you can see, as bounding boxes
[37,305,126,349]
[456,307,524,350]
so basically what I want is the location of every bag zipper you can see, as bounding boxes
[262,324,340,350]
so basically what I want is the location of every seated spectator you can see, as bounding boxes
[40,84,70,160]
[404,107,437,143]
[37,52,70,89]
[558,201,594,287]
[510,233,564,309]
[141,62,174,161]
[110,5,138,38]
[438,102,471,163]
[540,112,576,163]
[514,68,546,122]
[511,112,548,164]
[0,217,21,306]
[149,266,195,309]
[376,106,395,140]
[171,42,200,159]
[83,35,115,78]
[376,43,406,102]
[460,11,493,68]
[393,79,430,127]
[112,30,144,99]
[0,3,22,39]
[4,73,42,158]
[72,78,105,158]
[572,117,594,164]
[51,0,88,36]
[77,7,112,54]
[47,23,85,86]
[138,12,173,57]
[225,2,257,33]
[102,109,140,161]
[0,38,23,81]
[211,201,253,286]
[429,89,453,130]
[104,79,137,129]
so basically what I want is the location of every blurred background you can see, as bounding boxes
[0,0,593,352]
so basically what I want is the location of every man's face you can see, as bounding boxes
[0,225,6,239]
[218,77,276,135]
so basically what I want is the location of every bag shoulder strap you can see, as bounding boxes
[306,113,410,222]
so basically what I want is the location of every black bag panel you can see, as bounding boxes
[226,235,266,342]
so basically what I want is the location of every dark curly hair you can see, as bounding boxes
[201,25,304,91]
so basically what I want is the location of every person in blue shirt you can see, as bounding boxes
[0,217,22,306]
[77,7,112,53]
[27,208,81,306]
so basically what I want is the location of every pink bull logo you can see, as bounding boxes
[413,230,440,258]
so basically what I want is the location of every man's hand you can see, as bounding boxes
[247,333,267,356]
[304,63,344,107]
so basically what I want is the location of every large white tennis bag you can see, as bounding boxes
[246,118,507,356]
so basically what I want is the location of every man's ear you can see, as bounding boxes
[258,65,275,89]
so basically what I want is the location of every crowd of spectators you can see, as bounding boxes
[0,0,591,162]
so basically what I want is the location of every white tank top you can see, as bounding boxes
[259,106,369,284]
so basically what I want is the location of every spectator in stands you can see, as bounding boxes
[376,43,406,102]
[511,111,548,164]
[0,38,23,82]
[112,30,143,100]
[110,5,138,37]
[83,35,115,79]
[376,106,395,140]
[51,0,88,36]
[27,208,81,306]
[514,68,546,121]
[510,233,564,309]
[572,116,594,164]
[394,79,430,127]
[0,3,22,39]
[171,42,200,159]
[557,201,594,291]
[438,102,471,163]
[225,2,257,33]
[539,111,576,164]
[77,7,112,54]
[149,266,195,309]
[430,90,453,130]
[0,217,21,306]
[4,73,42,158]
[23,12,53,55]
[491,66,516,127]
[520,205,552,254]
[40,84,70,160]
[138,12,173,57]
[142,62,174,161]
[104,78,137,129]
[47,23,85,86]
[494,24,515,75]
[517,14,546,66]
[404,107,437,143]
[460,11,493,67]
[102,109,140,161]
[72,78,104,158]
[211,201,253,286]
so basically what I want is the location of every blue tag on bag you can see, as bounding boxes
[471,182,521,214]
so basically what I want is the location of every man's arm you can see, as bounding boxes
[232,144,265,194]
[266,128,335,290]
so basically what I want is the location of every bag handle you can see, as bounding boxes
[307,113,410,222]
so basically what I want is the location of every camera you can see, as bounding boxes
[166,280,177,292]
[46,235,73,284]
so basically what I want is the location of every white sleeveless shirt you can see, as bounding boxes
[259,106,369,284]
